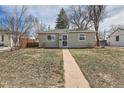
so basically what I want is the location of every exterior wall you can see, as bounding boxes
[3,34,11,47]
[107,30,124,46]
[38,33,59,47]
[38,31,96,48]
[0,32,11,47]
[68,32,96,48]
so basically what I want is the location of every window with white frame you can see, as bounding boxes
[47,34,56,41]
[79,34,86,40]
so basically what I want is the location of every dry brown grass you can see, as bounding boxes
[70,48,124,88]
[0,49,64,88]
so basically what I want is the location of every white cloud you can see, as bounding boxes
[29,5,124,30]
[99,5,124,32]
[0,5,69,29]
[1,5,124,31]
[28,5,69,28]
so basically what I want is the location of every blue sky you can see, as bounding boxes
[0,5,124,32]
[99,5,124,31]
[28,5,69,28]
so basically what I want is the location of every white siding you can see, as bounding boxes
[68,32,96,48]
[38,31,96,48]
[38,33,59,47]
[107,29,124,46]
[0,33,11,47]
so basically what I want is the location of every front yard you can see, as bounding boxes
[0,49,64,88]
[1,47,124,88]
[70,48,124,88]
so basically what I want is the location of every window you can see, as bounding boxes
[63,35,67,40]
[0,43,4,46]
[63,41,67,46]
[79,34,85,40]
[1,35,4,42]
[116,35,119,41]
[47,35,56,41]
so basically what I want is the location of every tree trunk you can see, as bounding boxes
[19,36,22,49]
[95,25,100,46]
[96,31,100,46]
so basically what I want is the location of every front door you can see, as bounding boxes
[62,34,68,47]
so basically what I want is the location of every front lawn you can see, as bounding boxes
[0,49,64,88]
[70,48,124,88]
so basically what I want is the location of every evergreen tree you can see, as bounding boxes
[55,8,69,29]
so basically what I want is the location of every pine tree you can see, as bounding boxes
[55,8,69,29]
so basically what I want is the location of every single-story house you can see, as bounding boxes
[107,26,124,46]
[0,29,34,48]
[38,29,96,48]
[0,29,14,47]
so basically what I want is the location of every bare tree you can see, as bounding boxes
[88,5,106,46]
[0,6,35,49]
[110,24,118,32]
[99,30,107,40]
[106,24,120,38]
[33,17,46,37]
[68,5,93,30]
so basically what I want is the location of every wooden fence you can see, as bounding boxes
[27,42,39,48]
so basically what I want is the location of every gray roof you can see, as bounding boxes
[0,29,11,34]
[38,29,95,34]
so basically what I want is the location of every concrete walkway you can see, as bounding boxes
[63,49,90,88]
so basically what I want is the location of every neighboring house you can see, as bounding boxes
[0,29,33,48]
[38,29,96,48]
[0,29,14,47]
[107,26,124,46]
